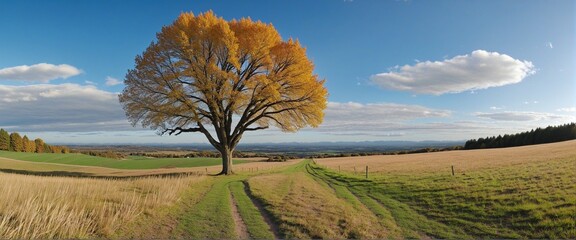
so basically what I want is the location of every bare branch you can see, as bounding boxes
[245,126,269,131]
[162,127,202,136]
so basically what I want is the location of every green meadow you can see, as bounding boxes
[0,151,248,169]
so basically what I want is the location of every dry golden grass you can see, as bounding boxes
[316,140,576,174]
[0,157,300,177]
[0,172,205,239]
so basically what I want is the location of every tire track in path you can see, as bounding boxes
[230,192,250,239]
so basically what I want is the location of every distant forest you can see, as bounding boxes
[0,129,69,154]
[464,123,576,150]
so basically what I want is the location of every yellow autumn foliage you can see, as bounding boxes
[119,11,327,174]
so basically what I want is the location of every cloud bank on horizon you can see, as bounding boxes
[0,83,131,132]
[371,50,535,95]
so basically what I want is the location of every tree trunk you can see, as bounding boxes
[219,147,234,175]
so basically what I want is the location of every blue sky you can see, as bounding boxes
[0,0,574,144]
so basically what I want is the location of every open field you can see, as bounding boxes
[0,156,299,177]
[0,172,204,239]
[315,140,576,174]
[0,151,250,169]
[0,141,573,239]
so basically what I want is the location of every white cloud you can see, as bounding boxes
[490,106,504,110]
[474,111,567,121]
[0,63,82,83]
[0,84,132,132]
[371,50,535,95]
[557,107,576,112]
[105,76,122,86]
[317,102,451,133]
[547,42,554,49]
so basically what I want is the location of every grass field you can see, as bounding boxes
[0,141,574,239]
[314,140,576,238]
[0,173,204,239]
[0,151,249,169]
[315,140,576,174]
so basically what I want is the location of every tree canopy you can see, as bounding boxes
[119,11,328,174]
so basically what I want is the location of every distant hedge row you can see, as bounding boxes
[464,123,576,150]
[0,129,69,154]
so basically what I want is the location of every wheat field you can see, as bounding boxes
[0,173,205,239]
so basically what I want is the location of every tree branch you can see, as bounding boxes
[245,126,268,131]
[162,127,202,136]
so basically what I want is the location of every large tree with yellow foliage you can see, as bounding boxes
[119,11,328,175]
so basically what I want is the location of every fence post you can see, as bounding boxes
[365,166,368,179]
[354,166,357,175]
[205,168,208,174]
[451,165,455,176]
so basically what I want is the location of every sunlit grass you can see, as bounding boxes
[248,161,390,239]
[0,173,204,239]
[0,142,572,239]
[370,156,576,239]
[229,181,275,239]
[312,154,576,239]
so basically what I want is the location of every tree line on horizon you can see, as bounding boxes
[0,129,69,154]
[464,123,576,150]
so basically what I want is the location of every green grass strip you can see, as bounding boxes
[229,181,276,239]
[0,150,248,169]
[177,177,237,238]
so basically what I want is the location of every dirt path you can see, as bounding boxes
[230,193,250,239]
[242,181,282,239]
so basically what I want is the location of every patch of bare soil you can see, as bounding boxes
[230,193,250,239]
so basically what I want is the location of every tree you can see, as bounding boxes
[61,146,70,154]
[0,129,9,151]
[22,135,36,152]
[43,143,52,153]
[35,138,45,153]
[50,146,62,154]
[10,132,23,152]
[119,11,327,175]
